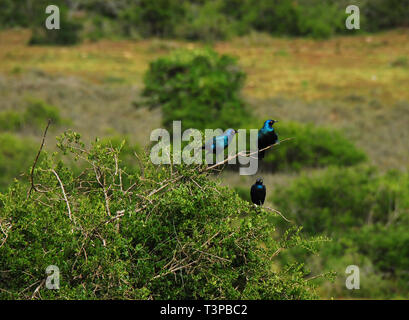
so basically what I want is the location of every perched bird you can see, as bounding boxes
[257,119,278,159]
[250,178,266,206]
[202,129,237,154]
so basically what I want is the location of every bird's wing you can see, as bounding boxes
[202,136,217,151]
[213,135,228,154]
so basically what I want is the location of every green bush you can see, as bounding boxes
[296,2,346,39]
[363,0,409,32]
[260,121,367,172]
[143,48,250,132]
[120,0,185,38]
[0,99,64,134]
[177,0,236,42]
[24,98,63,128]
[28,1,82,46]
[0,111,24,132]
[0,133,37,193]
[272,166,409,235]
[309,221,409,299]
[0,131,326,299]
[1,0,408,41]
[0,0,30,28]
[271,167,409,298]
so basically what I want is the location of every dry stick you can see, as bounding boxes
[94,167,111,216]
[51,169,74,223]
[271,247,284,259]
[27,119,51,198]
[263,206,293,223]
[31,279,45,300]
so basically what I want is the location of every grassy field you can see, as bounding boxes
[1,28,409,168]
[2,29,409,102]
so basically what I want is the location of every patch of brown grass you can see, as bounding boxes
[1,29,409,105]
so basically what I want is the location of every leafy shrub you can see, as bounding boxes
[349,223,409,276]
[177,0,236,42]
[0,133,37,193]
[309,221,409,299]
[99,135,142,174]
[0,99,64,134]
[0,111,24,132]
[1,0,408,41]
[296,2,346,39]
[120,0,185,38]
[143,48,250,132]
[272,166,409,235]
[24,98,63,128]
[362,0,409,32]
[271,167,409,298]
[0,131,326,299]
[0,0,31,28]
[260,121,367,172]
[29,1,82,46]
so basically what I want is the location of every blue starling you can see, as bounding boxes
[202,128,237,154]
[251,178,266,206]
[257,120,278,159]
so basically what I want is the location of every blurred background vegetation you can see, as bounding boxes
[1,0,409,299]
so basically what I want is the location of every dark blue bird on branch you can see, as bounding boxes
[257,119,278,159]
[250,178,266,206]
[202,129,237,154]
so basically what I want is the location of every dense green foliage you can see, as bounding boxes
[28,0,82,46]
[143,48,250,132]
[272,166,408,235]
[363,0,409,32]
[261,122,367,172]
[0,98,63,133]
[0,133,37,192]
[0,132,326,299]
[1,0,408,43]
[271,166,409,298]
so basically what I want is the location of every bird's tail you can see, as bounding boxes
[258,150,265,159]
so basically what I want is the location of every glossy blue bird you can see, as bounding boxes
[251,178,266,206]
[202,129,237,154]
[257,120,278,159]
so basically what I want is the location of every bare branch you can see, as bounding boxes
[27,119,51,198]
[263,206,293,223]
[203,138,293,172]
[51,169,74,223]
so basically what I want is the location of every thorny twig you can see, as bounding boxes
[27,119,51,199]
[263,206,293,223]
